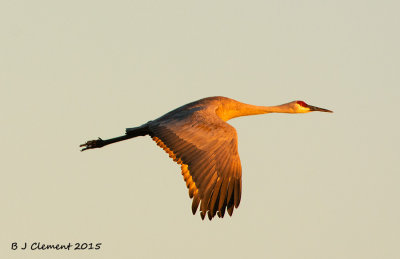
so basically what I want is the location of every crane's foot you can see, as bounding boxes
[80,138,105,151]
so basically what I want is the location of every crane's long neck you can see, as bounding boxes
[216,100,291,121]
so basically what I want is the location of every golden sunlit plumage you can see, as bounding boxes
[152,136,199,201]
[80,96,332,220]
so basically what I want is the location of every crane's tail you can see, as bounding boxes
[80,123,150,151]
[125,123,150,136]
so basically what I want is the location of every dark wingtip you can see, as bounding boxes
[191,195,200,215]
[227,206,234,216]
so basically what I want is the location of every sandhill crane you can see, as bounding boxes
[80,96,332,220]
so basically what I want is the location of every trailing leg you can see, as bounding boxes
[80,123,150,151]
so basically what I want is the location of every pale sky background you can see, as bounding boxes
[1,1,399,259]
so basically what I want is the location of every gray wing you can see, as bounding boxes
[148,107,242,220]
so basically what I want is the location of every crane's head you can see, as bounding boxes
[288,100,333,113]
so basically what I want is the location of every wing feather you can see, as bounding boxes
[234,178,241,208]
[225,178,235,210]
[208,177,224,218]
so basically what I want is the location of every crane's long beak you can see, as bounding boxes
[309,105,333,113]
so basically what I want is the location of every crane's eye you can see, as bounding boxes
[296,101,308,107]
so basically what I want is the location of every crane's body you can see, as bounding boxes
[80,96,332,220]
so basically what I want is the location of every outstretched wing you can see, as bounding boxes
[148,106,242,220]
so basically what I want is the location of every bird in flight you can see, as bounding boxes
[80,96,332,220]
